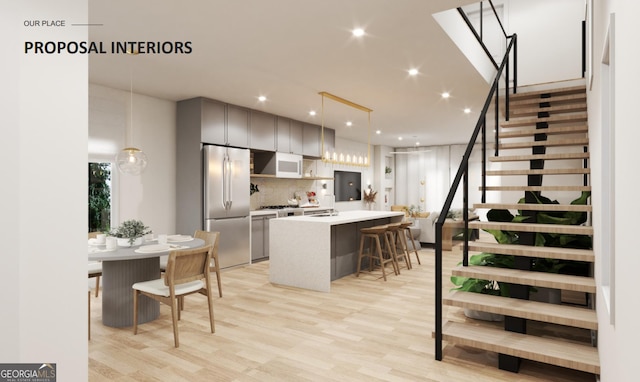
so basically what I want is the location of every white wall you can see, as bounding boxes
[2,1,88,379]
[591,1,640,381]
[89,84,177,236]
[507,0,585,86]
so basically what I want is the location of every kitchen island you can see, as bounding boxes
[269,210,405,292]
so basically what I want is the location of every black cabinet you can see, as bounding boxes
[250,110,276,151]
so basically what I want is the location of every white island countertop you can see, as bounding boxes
[269,210,405,292]
[276,210,405,224]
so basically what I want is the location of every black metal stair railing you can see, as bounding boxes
[434,3,517,360]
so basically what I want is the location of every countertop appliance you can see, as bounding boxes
[204,145,251,269]
[259,205,304,218]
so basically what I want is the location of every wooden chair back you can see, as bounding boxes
[194,230,220,253]
[164,245,212,287]
[88,232,99,239]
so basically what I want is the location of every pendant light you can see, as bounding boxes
[116,68,147,175]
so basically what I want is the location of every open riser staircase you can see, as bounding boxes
[439,82,600,376]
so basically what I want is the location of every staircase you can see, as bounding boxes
[439,82,600,375]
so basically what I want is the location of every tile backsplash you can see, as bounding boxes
[250,178,319,209]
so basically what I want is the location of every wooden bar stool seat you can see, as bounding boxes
[356,225,398,281]
[400,221,421,266]
[385,223,411,272]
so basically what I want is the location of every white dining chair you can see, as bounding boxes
[132,245,215,348]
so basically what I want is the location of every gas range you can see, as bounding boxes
[260,205,304,217]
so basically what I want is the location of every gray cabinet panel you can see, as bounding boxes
[321,127,335,159]
[201,98,226,145]
[276,117,291,153]
[227,104,249,147]
[250,110,276,151]
[290,120,303,155]
[251,214,274,262]
[302,123,321,158]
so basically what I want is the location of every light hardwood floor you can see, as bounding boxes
[89,242,595,381]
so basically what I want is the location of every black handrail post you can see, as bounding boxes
[435,222,443,361]
[513,34,518,93]
[482,116,486,203]
[494,82,499,157]
[506,52,510,121]
[463,163,469,265]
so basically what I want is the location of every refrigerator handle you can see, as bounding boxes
[222,154,229,210]
[228,157,233,209]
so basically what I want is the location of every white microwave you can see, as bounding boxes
[275,152,302,178]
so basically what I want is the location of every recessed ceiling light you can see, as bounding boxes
[346,121,352,126]
[441,92,450,99]
[398,137,403,141]
[376,130,381,135]
[415,142,420,146]
[464,108,471,114]
[352,28,365,37]
[309,111,316,116]
[408,68,418,76]
[258,96,266,102]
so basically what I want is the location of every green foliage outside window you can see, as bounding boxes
[89,163,111,232]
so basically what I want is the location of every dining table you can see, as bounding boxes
[88,235,204,328]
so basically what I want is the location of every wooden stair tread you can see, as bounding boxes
[497,138,589,150]
[490,152,590,162]
[473,203,592,212]
[440,321,600,374]
[486,168,590,176]
[501,113,587,128]
[482,185,591,192]
[469,221,593,235]
[510,103,587,117]
[468,242,594,262]
[499,124,588,138]
[508,85,587,100]
[452,265,596,293]
[444,290,597,329]
[508,93,586,107]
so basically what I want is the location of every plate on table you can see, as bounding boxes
[167,235,193,243]
[135,244,171,253]
[88,239,105,246]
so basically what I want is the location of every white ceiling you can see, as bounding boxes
[88,0,490,148]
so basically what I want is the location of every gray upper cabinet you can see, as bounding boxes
[321,127,335,159]
[302,123,321,158]
[201,98,226,145]
[200,98,249,147]
[276,117,303,155]
[250,110,276,151]
[227,104,249,147]
[290,120,303,155]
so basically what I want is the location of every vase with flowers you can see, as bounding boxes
[363,188,377,210]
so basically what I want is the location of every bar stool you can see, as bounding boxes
[385,223,411,272]
[400,221,421,266]
[356,225,398,281]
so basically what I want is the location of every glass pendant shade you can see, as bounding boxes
[116,147,147,175]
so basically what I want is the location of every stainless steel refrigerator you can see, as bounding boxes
[203,145,251,269]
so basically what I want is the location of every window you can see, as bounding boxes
[88,162,112,232]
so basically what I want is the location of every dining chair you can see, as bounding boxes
[160,231,222,297]
[194,230,222,297]
[88,232,102,297]
[132,245,215,348]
